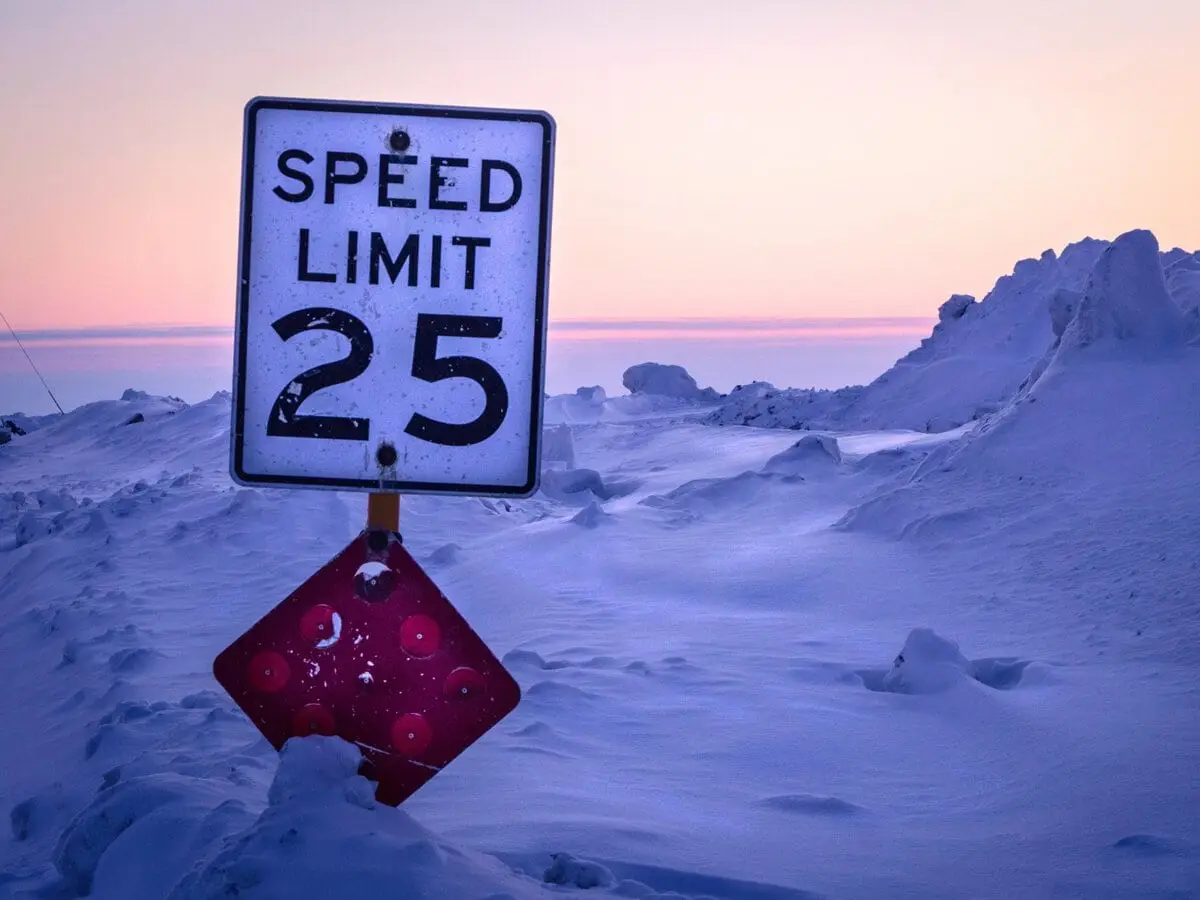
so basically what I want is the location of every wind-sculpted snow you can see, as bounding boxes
[1059,229,1189,352]
[622,362,723,403]
[1165,250,1200,314]
[708,234,1200,435]
[543,382,715,425]
[761,434,842,474]
[839,230,1200,666]
[543,366,725,427]
[543,385,610,424]
[539,467,640,505]
[855,627,1038,696]
[163,736,563,900]
[0,412,61,445]
[1048,287,1082,338]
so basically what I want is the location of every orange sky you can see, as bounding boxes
[2,0,1199,330]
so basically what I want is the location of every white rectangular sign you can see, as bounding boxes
[230,96,555,496]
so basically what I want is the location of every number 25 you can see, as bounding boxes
[266,307,509,448]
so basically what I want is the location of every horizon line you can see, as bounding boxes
[2,316,935,345]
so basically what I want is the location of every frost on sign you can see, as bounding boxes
[229,97,556,497]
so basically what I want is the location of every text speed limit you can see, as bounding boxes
[230,97,555,496]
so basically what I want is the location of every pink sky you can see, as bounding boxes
[3,0,1199,330]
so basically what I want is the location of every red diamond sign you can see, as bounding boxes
[213,529,521,806]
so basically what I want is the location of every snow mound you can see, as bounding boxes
[837,234,1200,661]
[762,434,842,476]
[1020,229,1191,396]
[51,771,243,897]
[167,736,546,900]
[859,629,1038,694]
[878,628,976,694]
[543,385,609,424]
[1059,229,1189,353]
[937,293,977,323]
[710,237,1115,433]
[622,363,722,403]
[570,500,611,528]
[0,391,229,499]
[4,391,190,446]
[706,381,860,430]
[1164,251,1200,309]
[0,411,61,438]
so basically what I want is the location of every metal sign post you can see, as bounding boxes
[367,492,400,532]
[216,95,555,807]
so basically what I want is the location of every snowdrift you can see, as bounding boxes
[857,628,1036,695]
[839,229,1200,659]
[1,412,61,444]
[622,362,722,403]
[543,365,724,426]
[542,384,611,424]
[709,234,1200,433]
[761,434,843,476]
[1058,229,1188,352]
[1164,250,1200,324]
[164,736,554,900]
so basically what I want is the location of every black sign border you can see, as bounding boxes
[230,96,554,498]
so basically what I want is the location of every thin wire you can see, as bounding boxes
[0,310,65,415]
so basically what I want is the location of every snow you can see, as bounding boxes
[761,434,843,475]
[1047,287,1082,338]
[873,627,978,695]
[1,228,1199,899]
[622,362,723,403]
[707,237,1121,433]
[1,413,59,445]
[541,423,576,469]
[1165,251,1200,314]
[1061,229,1189,351]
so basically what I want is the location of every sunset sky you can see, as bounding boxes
[2,0,1200,332]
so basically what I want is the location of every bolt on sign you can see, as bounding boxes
[230,96,555,496]
[216,96,555,807]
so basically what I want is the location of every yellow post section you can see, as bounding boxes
[366,493,400,532]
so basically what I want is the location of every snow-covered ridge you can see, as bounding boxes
[7,232,1193,444]
[834,229,1199,661]
[530,229,1200,438]
[707,231,1200,433]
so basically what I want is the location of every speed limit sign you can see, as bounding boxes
[229,96,555,497]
